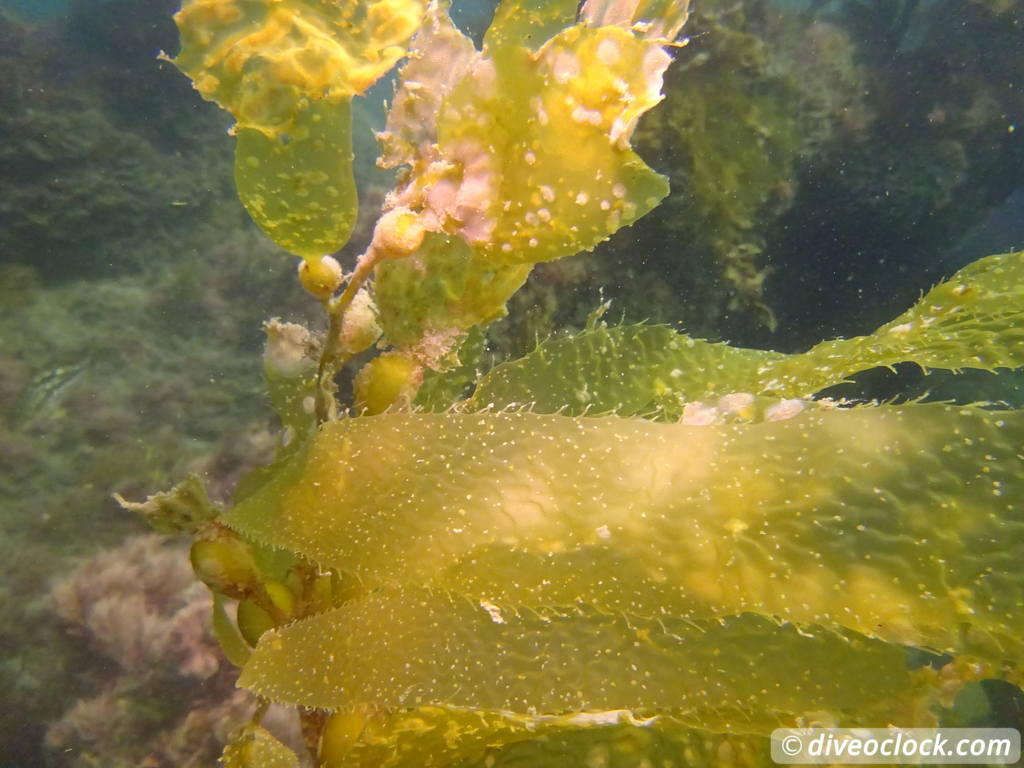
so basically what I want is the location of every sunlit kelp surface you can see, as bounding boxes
[208,256,1024,765]
[170,0,425,257]
[244,587,928,728]
[466,250,1024,415]
[231,403,1024,668]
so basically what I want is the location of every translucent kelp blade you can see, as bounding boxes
[774,249,1024,391]
[212,593,251,668]
[580,0,692,41]
[387,8,674,266]
[234,99,357,258]
[172,0,425,134]
[220,725,299,768]
[468,252,1024,411]
[469,251,1024,412]
[345,707,773,768]
[436,24,670,265]
[373,233,531,348]
[223,406,1024,661]
[240,588,928,729]
[467,324,785,416]
[376,3,479,171]
[483,0,580,52]
[171,0,424,256]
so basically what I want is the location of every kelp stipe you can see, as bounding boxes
[122,0,1024,764]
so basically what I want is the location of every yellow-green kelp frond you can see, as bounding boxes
[373,233,532,349]
[170,0,425,257]
[232,98,358,258]
[467,323,785,416]
[482,0,693,58]
[338,706,772,768]
[211,593,252,668]
[223,406,1024,665]
[367,0,687,350]
[776,249,1024,390]
[468,250,1024,414]
[483,0,579,52]
[240,587,934,731]
[580,0,692,42]
[115,473,218,535]
[172,0,425,135]
[381,0,678,268]
[438,22,671,264]
[220,724,299,768]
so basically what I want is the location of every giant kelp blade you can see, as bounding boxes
[373,233,531,348]
[234,100,357,258]
[376,0,676,291]
[377,0,672,267]
[223,406,1024,664]
[581,0,692,40]
[777,249,1024,388]
[171,0,425,257]
[469,251,1024,411]
[446,25,670,265]
[345,707,773,768]
[172,0,425,131]
[467,324,785,416]
[220,725,299,768]
[240,587,926,730]
[483,0,581,51]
